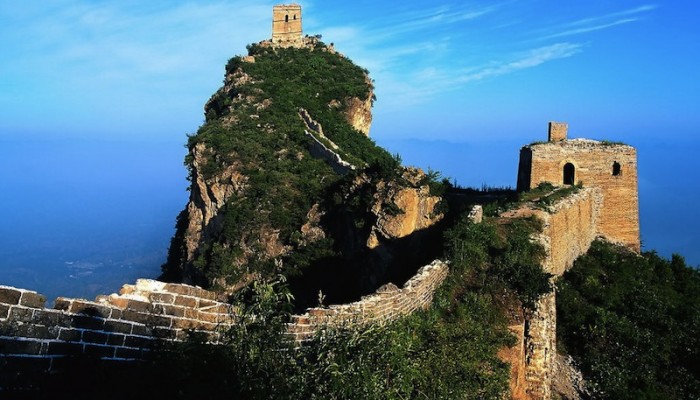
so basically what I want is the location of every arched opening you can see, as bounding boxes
[563,163,575,185]
[612,161,622,176]
[285,14,289,22]
[293,14,297,20]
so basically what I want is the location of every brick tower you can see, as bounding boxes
[517,122,640,251]
[272,4,303,46]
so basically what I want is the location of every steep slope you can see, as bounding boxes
[160,38,444,298]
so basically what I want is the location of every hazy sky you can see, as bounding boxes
[2,1,698,143]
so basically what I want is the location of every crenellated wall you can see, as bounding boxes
[1,260,448,384]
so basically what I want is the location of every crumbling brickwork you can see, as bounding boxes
[272,4,303,46]
[517,123,640,251]
[1,260,448,384]
[501,187,604,400]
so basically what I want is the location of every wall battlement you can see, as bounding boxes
[272,4,303,46]
[517,124,640,251]
[1,260,448,384]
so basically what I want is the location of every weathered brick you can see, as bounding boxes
[161,305,186,317]
[53,298,73,311]
[83,344,114,358]
[15,323,56,340]
[111,298,153,313]
[121,310,152,325]
[0,304,9,319]
[173,295,197,308]
[131,324,151,336]
[124,335,154,348]
[32,309,71,327]
[0,338,43,355]
[114,347,142,360]
[47,341,83,356]
[104,320,133,334]
[149,292,175,304]
[69,300,113,318]
[152,327,176,339]
[107,334,126,346]
[163,283,196,297]
[71,314,104,330]
[0,287,22,305]
[8,306,34,322]
[82,330,109,345]
[19,292,46,308]
[58,328,82,342]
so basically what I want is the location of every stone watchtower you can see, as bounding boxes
[517,122,640,251]
[272,4,303,46]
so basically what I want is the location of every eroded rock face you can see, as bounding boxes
[361,168,444,249]
[342,89,373,136]
[182,144,247,277]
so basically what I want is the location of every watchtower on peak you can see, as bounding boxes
[516,122,640,251]
[272,4,303,46]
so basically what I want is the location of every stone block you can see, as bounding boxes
[0,304,9,319]
[131,324,152,337]
[18,292,46,308]
[71,314,105,331]
[149,292,175,305]
[0,287,22,305]
[107,333,126,346]
[32,309,71,327]
[161,305,186,318]
[83,344,115,358]
[15,323,56,340]
[0,338,43,355]
[82,330,109,345]
[114,346,142,360]
[47,341,83,356]
[124,335,154,349]
[53,298,73,311]
[104,320,133,334]
[69,300,113,318]
[8,306,34,322]
[58,328,82,342]
[173,295,198,308]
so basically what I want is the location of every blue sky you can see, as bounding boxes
[2,1,699,143]
[1,1,699,298]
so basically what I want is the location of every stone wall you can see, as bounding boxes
[0,280,236,374]
[501,187,603,400]
[1,260,448,381]
[299,108,357,174]
[518,139,639,251]
[288,260,449,341]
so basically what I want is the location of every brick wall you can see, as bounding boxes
[1,260,448,383]
[501,188,603,400]
[518,139,639,250]
[290,260,449,341]
[272,4,303,45]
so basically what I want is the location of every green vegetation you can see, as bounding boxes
[558,240,700,399]
[518,182,582,211]
[162,40,398,285]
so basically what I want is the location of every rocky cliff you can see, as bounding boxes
[160,38,444,300]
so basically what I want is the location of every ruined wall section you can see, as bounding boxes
[288,260,448,341]
[0,280,236,373]
[520,140,639,251]
[502,187,603,400]
[532,187,601,276]
[1,260,448,377]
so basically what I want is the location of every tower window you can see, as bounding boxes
[285,15,289,22]
[563,163,575,185]
[612,161,622,176]
[293,14,297,20]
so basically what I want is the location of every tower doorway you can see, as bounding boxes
[563,163,575,185]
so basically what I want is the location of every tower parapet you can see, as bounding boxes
[272,4,303,47]
[517,123,640,251]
